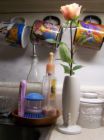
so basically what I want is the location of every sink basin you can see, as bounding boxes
[0,117,53,140]
[0,125,53,140]
[0,126,40,140]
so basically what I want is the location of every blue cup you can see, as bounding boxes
[6,23,30,48]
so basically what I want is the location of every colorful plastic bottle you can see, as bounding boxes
[42,52,57,116]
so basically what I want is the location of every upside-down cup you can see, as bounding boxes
[30,20,63,48]
[74,21,104,50]
[6,23,30,48]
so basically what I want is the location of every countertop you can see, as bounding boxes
[49,116,104,140]
[49,127,104,140]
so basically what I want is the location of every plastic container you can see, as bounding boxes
[25,92,44,114]
[78,93,104,129]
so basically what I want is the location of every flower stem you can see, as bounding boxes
[70,20,73,76]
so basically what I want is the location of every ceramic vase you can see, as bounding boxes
[57,75,81,134]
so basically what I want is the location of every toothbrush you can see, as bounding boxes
[18,80,27,117]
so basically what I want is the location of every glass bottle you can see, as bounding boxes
[27,44,40,83]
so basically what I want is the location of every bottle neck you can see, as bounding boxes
[46,62,55,74]
[46,52,55,75]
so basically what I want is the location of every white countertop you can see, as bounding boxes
[49,127,104,140]
[49,115,104,140]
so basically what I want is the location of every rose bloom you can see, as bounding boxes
[60,3,82,20]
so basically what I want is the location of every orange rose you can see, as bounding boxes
[60,3,82,20]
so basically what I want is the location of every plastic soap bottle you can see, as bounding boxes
[43,52,57,116]
[18,80,27,117]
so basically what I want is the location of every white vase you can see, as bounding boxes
[57,75,81,134]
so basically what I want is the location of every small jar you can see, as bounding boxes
[78,93,104,129]
[25,92,45,114]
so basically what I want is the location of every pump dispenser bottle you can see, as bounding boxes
[42,52,57,116]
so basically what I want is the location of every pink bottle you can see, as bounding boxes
[18,80,27,117]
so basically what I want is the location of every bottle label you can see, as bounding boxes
[50,78,56,99]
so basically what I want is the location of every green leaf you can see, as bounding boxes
[59,44,72,64]
[61,64,70,74]
[71,19,79,27]
[72,65,83,71]
[61,64,75,75]
[74,16,80,20]
[46,39,57,44]
[60,42,68,47]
